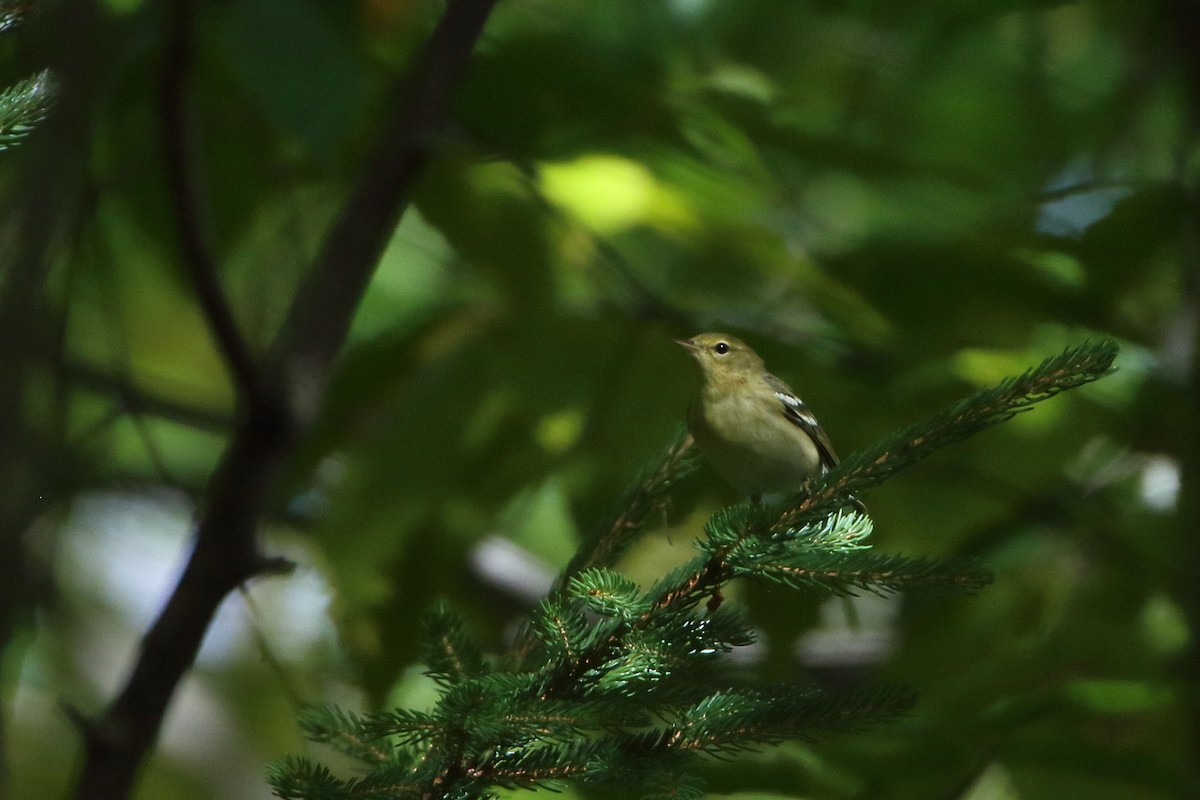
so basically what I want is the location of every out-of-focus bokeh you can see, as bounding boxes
[2,0,1197,798]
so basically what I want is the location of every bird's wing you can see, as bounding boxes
[762,373,840,470]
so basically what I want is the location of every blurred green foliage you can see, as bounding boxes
[1,0,1197,798]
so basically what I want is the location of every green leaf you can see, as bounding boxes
[214,0,364,158]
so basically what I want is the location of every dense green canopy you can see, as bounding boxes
[1,0,1196,798]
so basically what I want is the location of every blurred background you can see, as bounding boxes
[2,0,1197,798]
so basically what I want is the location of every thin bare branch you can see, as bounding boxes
[158,0,260,400]
[65,360,232,433]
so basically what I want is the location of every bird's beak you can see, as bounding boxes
[676,338,700,351]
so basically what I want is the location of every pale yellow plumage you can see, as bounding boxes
[678,333,839,502]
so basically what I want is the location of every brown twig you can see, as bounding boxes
[65,359,233,434]
[509,431,698,666]
[566,431,697,579]
[158,0,260,401]
[70,0,500,797]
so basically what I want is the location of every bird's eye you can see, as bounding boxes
[714,342,730,355]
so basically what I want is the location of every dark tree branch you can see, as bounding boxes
[272,0,499,424]
[71,1,500,798]
[158,0,260,400]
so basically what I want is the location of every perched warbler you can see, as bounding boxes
[678,333,840,503]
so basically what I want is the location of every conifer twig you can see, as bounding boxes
[510,429,699,665]
[775,339,1119,530]
[0,69,55,151]
[565,428,698,579]
[0,0,33,32]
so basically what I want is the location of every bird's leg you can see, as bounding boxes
[706,588,724,613]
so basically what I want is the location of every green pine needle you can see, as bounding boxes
[0,69,55,151]
[593,610,756,697]
[665,684,917,754]
[363,708,445,744]
[422,604,490,686]
[434,673,553,732]
[529,597,592,663]
[567,568,648,619]
[349,764,431,799]
[703,508,873,553]
[639,762,706,800]
[296,705,443,754]
[0,0,33,33]
[268,755,359,800]
[297,706,398,764]
[728,548,994,596]
[777,338,1118,528]
[480,740,605,790]
[563,426,699,578]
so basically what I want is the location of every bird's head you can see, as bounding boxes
[676,332,764,380]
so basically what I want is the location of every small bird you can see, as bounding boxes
[678,332,840,504]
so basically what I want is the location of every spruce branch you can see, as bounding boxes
[567,568,650,620]
[529,597,593,666]
[563,426,699,580]
[467,742,598,789]
[0,0,33,32]
[729,549,993,597]
[0,69,56,151]
[663,684,917,754]
[511,428,698,663]
[269,756,360,800]
[272,341,1117,799]
[711,511,993,596]
[298,707,397,765]
[701,507,874,552]
[774,338,1119,530]
[637,761,706,800]
[422,605,490,687]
